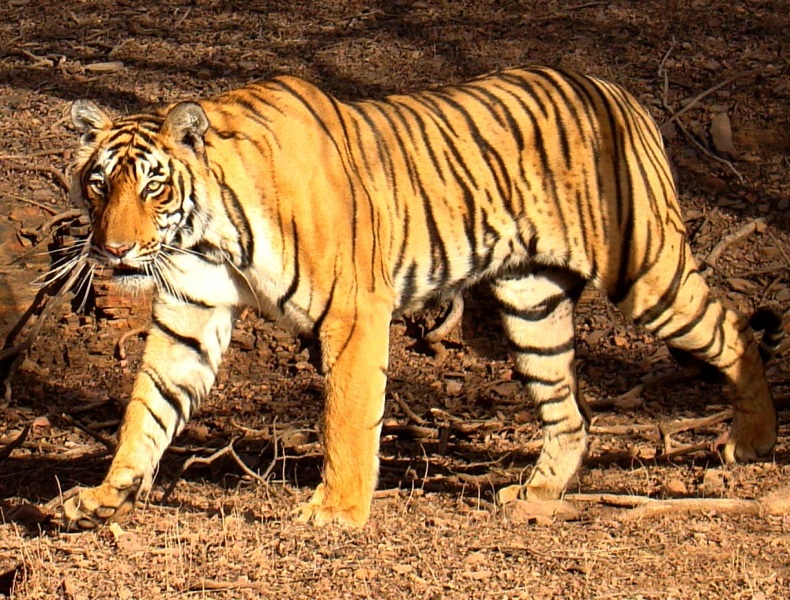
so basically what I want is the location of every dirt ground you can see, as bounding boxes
[1,1,789,598]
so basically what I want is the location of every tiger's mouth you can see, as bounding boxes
[110,262,149,280]
[113,265,145,276]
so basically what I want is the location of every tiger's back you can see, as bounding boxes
[61,66,779,530]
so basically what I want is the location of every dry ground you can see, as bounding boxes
[1,1,789,598]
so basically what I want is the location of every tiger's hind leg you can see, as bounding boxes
[492,268,588,501]
[615,244,776,462]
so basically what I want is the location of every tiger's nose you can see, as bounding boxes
[104,242,133,258]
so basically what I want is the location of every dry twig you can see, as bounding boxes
[568,486,790,520]
[58,414,117,452]
[0,425,31,461]
[675,119,745,184]
[160,435,272,504]
[392,392,428,425]
[2,162,70,192]
[1,256,88,401]
[0,148,67,160]
[705,217,770,268]
[18,208,84,245]
[662,67,782,128]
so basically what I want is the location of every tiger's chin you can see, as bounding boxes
[110,268,155,294]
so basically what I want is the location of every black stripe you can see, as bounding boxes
[513,371,567,387]
[141,402,168,435]
[151,312,206,358]
[278,217,300,310]
[218,179,254,268]
[141,366,189,428]
[630,250,688,327]
[499,293,566,321]
[509,338,576,356]
[399,260,419,307]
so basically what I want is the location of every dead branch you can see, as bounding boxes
[767,230,790,269]
[735,265,790,278]
[656,48,777,184]
[18,208,84,245]
[568,486,790,520]
[658,409,733,456]
[160,443,237,504]
[9,195,60,215]
[675,119,745,184]
[587,368,696,411]
[58,414,117,452]
[229,443,270,484]
[187,579,269,593]
[3,162,70,192]
[705,217,770,268]
[658,409,732,439]
[392,392,428,425]
[1,256,88,401]
[527,1,607,22]
[621,487,790,521]
[381,423,438,439]
[160,436,270,504]
[0,424,31,461]
[0,148,67,160]
[566,493,652,508]
[662,67,782,127]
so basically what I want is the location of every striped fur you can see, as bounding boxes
[62,67,778,529]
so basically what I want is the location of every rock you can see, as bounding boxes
[701,469,730,496]
[664,478,688,496]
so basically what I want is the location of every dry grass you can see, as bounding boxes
[1,0,789,598]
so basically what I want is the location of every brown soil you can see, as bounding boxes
[1,1,789,598]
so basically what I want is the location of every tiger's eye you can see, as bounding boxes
[88,179,106,196]
[143,180,164,197]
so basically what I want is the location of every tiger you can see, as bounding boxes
[60,66,780,529]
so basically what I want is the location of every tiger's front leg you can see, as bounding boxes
[61,302,235,529]
[296,302,392,527]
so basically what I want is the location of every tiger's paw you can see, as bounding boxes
[496,482,563,506]
[718,406,777,464]
[717,422,777,464]
[293,484,369,528]
[57,483,137,530]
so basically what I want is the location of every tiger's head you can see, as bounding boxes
[70,100,213,289]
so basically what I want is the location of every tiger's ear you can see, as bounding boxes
[162,102,209,153]
[71,100,112,145]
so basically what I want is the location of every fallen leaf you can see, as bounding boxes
[392,564,413,575]
[84,61,125,73]
[492,381,520,397]
[463,551,488,567]
[726,277,757,294]
[110,522,144,554]
[710,112,737,157]
[354,567,377,579]
[462,569,493,580]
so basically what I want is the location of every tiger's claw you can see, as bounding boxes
[57,483,136,531]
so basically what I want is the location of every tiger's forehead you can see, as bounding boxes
[93,119,170,179]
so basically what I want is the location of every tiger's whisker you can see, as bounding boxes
[221,251,261,313]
